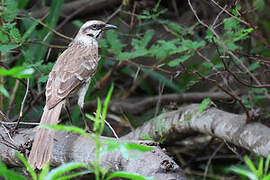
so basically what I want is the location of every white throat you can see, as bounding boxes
[74,35,98,46]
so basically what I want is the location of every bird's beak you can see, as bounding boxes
[102,24,118,30]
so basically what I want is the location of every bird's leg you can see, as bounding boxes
[79,107,91,132]
[64,100,73,125]
[78,81,91,132]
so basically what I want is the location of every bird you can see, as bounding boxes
[28,20,117,169]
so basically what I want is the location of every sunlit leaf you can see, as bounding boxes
[105,171,154,180]
[44,162,90,180]
[16,152,37,180]
[199,98,211,113]
[0,44,18,53]
[168,54,191,67]
[0,84,10,98]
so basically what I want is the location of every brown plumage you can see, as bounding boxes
[28,20,117,169]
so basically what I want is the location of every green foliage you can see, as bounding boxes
[199,98,212,113]
[104,139,154,159]
[0,160,26,180]
[106,30,125,54]
[168,54,191,67]
[0,84,10,98]
[3,0,18,22]
[37,85,153,180]
[0,66,34,78]
[105,171,154,180]
[44,162,90,180]
[228,155,270,180]
[16,152,37,180]
[253,0,265,11]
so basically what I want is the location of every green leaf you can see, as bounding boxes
[140,29,155,48]
[40,125,91,139]
[0,161,26,180]
[233,28,254,42]
[14,68,35,78]
[181,39,206,50]
[0,44,18,53]
[0,84,10,98]
[22,20,39,42]
[168,54,191,67]
[106,30,125,54]
[39,162,50,180]
[44,162,89,180]
[224,17,239,31]
[265,154,270,176]
[105,171,153,180]
[9,27,22,43]
[140,134,154,141]
[199,98,211,113]
[101,83,114,131]
[0,66,34,78]
[124,143,154,152]
[104,140,154,159]
[0,31,10,43]
[258,157,264,178]
[56,171,90,180]
[228,165,257,180]
[94,98,102,133]
[16,152,37,180]
[244,156,258,176]
[117,49,148,60]
[38,75,49,84]
[264,174,270,180]
[3,0,18,22]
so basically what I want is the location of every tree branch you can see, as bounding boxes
[31,0,122,19]
[84,92,233,115]
[0,128,186,180]
[123,104,270,157]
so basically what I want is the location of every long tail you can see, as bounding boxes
[28,100,65,169]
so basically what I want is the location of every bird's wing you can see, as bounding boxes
[45,44,99,109]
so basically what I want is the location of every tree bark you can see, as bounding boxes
[123,104,270,157]
[0,128,186,180]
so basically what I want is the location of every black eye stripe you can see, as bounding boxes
[91,24,105,30]
[82,24,105,33]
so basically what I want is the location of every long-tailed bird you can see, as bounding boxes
[28,20,117,169]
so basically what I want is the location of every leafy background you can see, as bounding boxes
[0,0,270,179]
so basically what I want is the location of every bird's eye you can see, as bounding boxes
[92,24,98,30]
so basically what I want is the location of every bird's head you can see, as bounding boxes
[75,20,117,44]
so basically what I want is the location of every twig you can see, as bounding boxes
[27,41,67,49]
[203,142,224,180]
[193,70,251,122]
[188,0,261,86]
[15,78,30,129]
[0,110,10,122]
[212,4,227,27]
[0,121,40,126]
[106,4,123,23]
[104,119,119,139]
[155,79,165,117]
[1,124,14,142]
[210,0,249,26]
[29,16,73,41]
[0,134,17,150]
[93,112,119,139]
